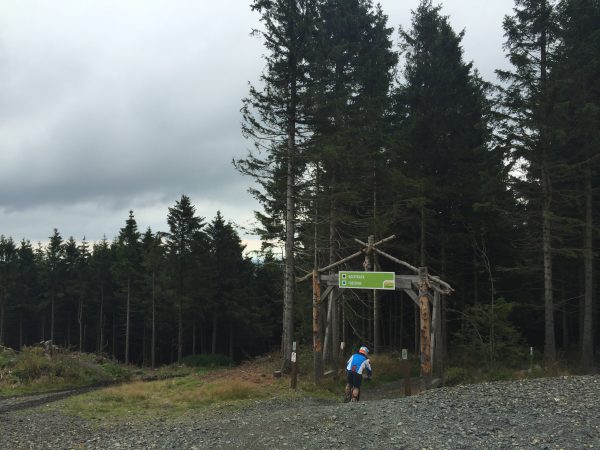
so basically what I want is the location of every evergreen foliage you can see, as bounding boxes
[0,0,598,372]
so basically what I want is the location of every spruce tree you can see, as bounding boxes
[552,0,600,370]
[114,211,142,364]
[0,236,17,346]
[91,236,113,356]
[46,229,64,344]
[141,228,164,367]
[15,240,39,349]
[498,0,560,364]
[236,0,318,371]
[165,195,204,362]
[206,212,247,356]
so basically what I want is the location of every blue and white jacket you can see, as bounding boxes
[346,353,372,376]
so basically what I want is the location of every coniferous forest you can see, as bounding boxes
[1,0,599,373]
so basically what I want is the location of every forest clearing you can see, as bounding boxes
[0,0,599,447]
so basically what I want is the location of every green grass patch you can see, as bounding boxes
[445,364,573,386]
[61,374,269,420]
[0,346,131,396]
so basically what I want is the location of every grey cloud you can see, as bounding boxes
[0,0,513,244]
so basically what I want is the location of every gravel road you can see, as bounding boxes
[0,375,598,449]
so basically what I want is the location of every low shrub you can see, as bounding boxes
[13,347,51,382]
[99,360,131,380]
[368,353,419,384]
[0,351,15,369]
[0,346,132,395]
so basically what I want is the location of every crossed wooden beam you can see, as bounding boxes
[297,234,453,386]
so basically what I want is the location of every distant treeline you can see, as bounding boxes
[0,196,282,366]
[1,0,599,371]
[236,0,600,371]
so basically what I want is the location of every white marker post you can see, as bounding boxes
[401,349,411,396]
[291,341,298,389]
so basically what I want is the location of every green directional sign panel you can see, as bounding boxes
[338,271,396,290]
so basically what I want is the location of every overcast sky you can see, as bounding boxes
[0,0,514,251]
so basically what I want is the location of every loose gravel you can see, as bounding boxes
[0,375,598,449]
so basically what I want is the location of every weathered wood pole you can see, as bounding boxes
[367,235,381,354]
[418,267,432,387]
[312,269,323,383]
[432,290,443,380]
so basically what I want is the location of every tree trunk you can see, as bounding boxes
[414,300,419,354]
[420,206,426,266]
[151,271,156,368]
[200,320,207,354]
[192,321,196,356]
[78,300,83,353]
[322,296,333,364]
[211,312,217,355]
[0,289,4,345]
[323,191,337,365]
[112,310,116,359]
[312,270,323,383]
[419,268,432,386]
[581,163,594,370]
[51,295,55,343]
[282,150,296,371]
[178,277,183,363]
[229,321,234,359]
[542,162,556,364]
[19,314,23,350]
[373,250,381,354]
[98,286,104,355]
[473,244,479,304]
[562,304,569,350]
[281,16,299,372]
[125,277,131,364]
[389,299,394,349]
[539,2,556,366]
[399,295,404,350]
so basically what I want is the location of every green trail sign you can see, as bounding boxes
[338,271,396,290]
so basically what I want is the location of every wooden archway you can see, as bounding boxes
[297,235,453,386]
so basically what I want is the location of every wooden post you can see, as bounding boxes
[313,269,323,383]
[291,341,298,389]
[401,349,411,396]
[372,236,381,354]
[432,291,443,381]
[338,341,345,380]
[418,267,432,387]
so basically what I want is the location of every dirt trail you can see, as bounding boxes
[359,377,423,401]
[0,375,598,449]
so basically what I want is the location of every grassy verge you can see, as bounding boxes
[61,373,270,420]
[445,364,572,386]
[44,349,579,422]
[0,346,131,396]
[60,354,291,421]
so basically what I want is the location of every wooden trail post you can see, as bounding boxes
[401,348,412,396]
[290,341,298,389]
[431,291,442,381]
